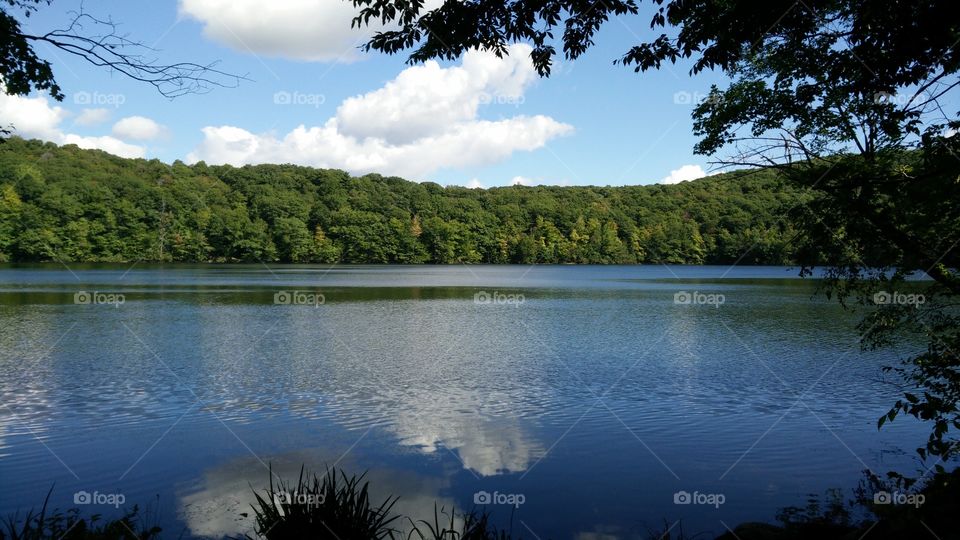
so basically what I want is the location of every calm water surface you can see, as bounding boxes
[0,265,928,538]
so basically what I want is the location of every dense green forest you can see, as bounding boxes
[0,137,810,264]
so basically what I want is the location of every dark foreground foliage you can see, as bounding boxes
[247,465,960,540]
[0,490,160,540]
[717,467,960,540]
[244,466,516,540]
[245,466,399,539]
[5,467,957,539]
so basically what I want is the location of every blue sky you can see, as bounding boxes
[7,0,731,187]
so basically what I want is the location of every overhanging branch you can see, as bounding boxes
[19,9,248,98]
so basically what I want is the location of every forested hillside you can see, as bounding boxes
[0,137,810,264]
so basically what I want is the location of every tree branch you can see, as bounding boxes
[19,9,248,98]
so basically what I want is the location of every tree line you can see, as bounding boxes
[0,137,810,265]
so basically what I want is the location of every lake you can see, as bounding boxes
[0,264,928,539]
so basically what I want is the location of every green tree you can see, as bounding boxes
[273,217,315,263]
[387,217,428,263]
[0,183,22,260]
[311,226,342,264]
[421,216,481,263]
[328,209,393,263]
[0,136,807,267]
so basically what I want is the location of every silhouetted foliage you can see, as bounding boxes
[717,467,960,540]
[0,489,161,540]
[8,467,960,539]
[246,466,399,540]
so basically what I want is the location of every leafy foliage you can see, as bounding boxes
[351,0,640,77]
[351,0,959,89]
[0,137,809,265]
[683,0,960,463]
[0,1,60,102]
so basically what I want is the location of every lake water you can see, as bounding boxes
[0,264,928,538]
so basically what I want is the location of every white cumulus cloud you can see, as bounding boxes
[659,164,708,184]
[113,116,166,140]
[0,92,68,140]
[336,45,536,144]
[74,108,111,127]
[188,44,573,179]
[0,90,145,159]
[178,0,441,62]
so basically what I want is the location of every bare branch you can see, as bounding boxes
[19,8,248,98]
